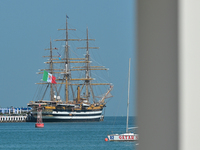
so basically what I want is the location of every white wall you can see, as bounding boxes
[179,1,200,149]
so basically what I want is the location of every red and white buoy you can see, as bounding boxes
[35,104,44,128]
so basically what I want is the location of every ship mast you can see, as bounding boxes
[76,29,114,103]
[85,27,90,101]
[54,15,80,103]
[49,39,54,101]
[37,39,58,101]
[65,15,69,103]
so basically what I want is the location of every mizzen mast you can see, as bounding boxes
[76,28,99,102]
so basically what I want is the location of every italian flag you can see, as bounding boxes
[43,70,57,84]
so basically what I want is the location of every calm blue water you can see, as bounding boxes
[0,117,137,150]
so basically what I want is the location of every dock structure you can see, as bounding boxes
[0,116,27,123]
[0,107,31,123]
[0,107,31,114]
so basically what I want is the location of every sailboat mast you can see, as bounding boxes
[126,58,131,133]
[65,15,69,103]
[50,39,54,101]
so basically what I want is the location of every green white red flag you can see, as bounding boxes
[43,70,57,84]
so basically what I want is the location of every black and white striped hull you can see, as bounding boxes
[28,109,104,122]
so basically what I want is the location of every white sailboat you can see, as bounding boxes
[107,58,138,141]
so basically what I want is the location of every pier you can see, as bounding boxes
[0,116,27,123]
[0,107,31,123]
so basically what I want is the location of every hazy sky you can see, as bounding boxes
[0,0,136,116]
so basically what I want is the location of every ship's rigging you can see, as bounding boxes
[35,15,113,105]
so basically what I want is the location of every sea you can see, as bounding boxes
[0,116,137,150]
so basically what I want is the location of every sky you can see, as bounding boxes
[0,0,136,116]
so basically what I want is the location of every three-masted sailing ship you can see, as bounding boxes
[27,16,113,122]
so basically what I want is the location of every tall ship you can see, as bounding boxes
[27,16,113,122]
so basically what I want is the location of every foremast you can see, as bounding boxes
[49,39,54,101]
[36,39,58,102]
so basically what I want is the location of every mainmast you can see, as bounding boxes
[65,15,69,103]
[54,15,79,103]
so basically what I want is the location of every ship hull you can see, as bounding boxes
[27,109,104,122]
[29,118,102,122]
[107,133,139,141]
